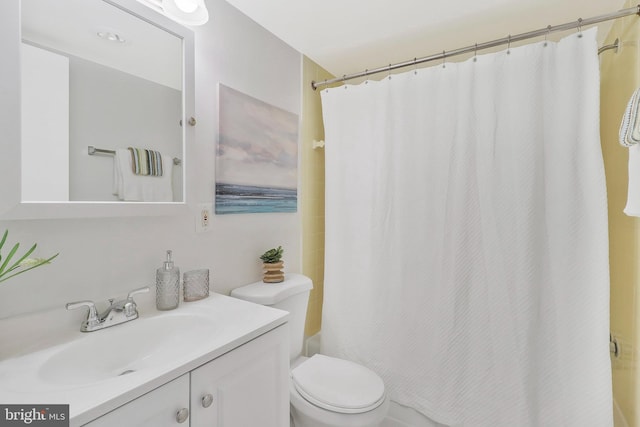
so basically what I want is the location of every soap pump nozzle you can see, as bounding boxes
[163,250,174,271]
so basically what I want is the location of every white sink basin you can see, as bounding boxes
[38,314,216,386]
[0,293,288,426]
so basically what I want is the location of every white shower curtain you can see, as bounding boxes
[321,28,612,427]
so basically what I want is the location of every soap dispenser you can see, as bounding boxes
[156,250,180,310]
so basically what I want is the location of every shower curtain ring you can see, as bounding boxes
[442,51,446,68]
[364,69,369,84]
[343,75,348,89]
[414,58,418,74]
[577,18,583,38]
[473,43,478,62]
[507,35,512,54]
[388,64,392,80]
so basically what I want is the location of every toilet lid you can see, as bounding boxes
[291,354,386,414]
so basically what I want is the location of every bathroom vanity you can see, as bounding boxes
[0,294,290,426]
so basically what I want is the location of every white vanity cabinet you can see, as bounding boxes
[83,374,190,427]
[190,323,289,427]
[82,324,289,427]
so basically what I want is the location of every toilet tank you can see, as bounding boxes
[230,273,313,361]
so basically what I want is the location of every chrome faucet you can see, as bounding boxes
[66,286,150,332]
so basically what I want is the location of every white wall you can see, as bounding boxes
[0,0,302,319]
[21,43,69,202]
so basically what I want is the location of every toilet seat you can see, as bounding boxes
[291,354,386,414]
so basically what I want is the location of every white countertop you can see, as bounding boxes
[0,293,288,426]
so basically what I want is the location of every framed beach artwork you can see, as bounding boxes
[215,84,299,214]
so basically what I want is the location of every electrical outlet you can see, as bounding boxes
[196,203,212,233]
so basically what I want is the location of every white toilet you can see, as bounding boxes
[231,273,389,427]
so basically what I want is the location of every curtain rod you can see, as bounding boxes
[311,5,640,90]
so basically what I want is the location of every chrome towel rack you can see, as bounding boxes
[88,146,182,166]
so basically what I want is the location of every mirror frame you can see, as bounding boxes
[0,0,193,219]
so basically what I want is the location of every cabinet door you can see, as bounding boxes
[83,374,190,427]
[190,325,289,427]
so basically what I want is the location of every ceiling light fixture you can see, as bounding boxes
[138,0,209,26]
[173,0,198,13]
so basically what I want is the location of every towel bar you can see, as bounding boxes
[88,146,182,166]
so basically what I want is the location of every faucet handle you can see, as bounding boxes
[66,300,100,328]
[127,286,150,300]
[121,286,150,317]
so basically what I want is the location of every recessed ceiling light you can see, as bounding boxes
[97,31,126,44]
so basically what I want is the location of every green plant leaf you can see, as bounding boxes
[260,246,283,263]
[0,230,58,284]
[0,230,7,267]
[5,243,37,275]
[0,230,7,253]
[0,243,20,277]
[0,252,59,283]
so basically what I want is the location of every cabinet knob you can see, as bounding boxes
[202,393,214,408]
[176,408,189,423]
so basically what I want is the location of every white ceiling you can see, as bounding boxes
[223,0,628,78]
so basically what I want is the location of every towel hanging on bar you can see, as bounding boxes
[128,147,163,176]
[620,88,640,217]
[112,148,173,202]
[620,88,640,147]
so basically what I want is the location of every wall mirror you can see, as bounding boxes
[0,0,193,219]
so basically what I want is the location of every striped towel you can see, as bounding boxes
[127,147,164,176]
[620,88,640,147]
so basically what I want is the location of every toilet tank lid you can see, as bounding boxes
[230,273,313,305]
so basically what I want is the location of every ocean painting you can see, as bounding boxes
[216,84,299,214]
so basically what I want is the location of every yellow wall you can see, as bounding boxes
[301,57,333,336]
[600,4,640,426]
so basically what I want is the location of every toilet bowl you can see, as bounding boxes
[289,354,389,427]
[230,274,389,427]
